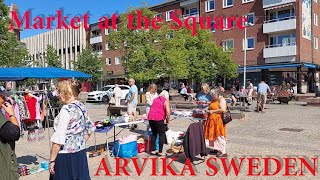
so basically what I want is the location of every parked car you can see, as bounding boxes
[87,85,130,103]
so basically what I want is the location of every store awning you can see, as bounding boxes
[303,63,318,69]
[238,63,301,72]
[264,3,294,11]
[0,67,92,80]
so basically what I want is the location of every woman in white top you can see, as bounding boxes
[247,80,254,102]
[146,84,158,116]
[49,80,93,180]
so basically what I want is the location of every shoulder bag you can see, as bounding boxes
[219,98,232,125]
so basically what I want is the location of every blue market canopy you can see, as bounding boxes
[0,67,92,81]
[238,63,320,72]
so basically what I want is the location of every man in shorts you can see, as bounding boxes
[256,80,271,113]
[127,78,138,117]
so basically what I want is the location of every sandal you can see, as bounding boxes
[150,151,157,155]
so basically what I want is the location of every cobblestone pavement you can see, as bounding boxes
[17,102,320,180]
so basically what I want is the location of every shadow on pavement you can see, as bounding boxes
[17,155,38,165]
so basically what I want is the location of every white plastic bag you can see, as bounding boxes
[165,130,184,144]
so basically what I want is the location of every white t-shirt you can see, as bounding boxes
[113,87,122,97]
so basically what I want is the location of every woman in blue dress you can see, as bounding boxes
[194,83,212,109]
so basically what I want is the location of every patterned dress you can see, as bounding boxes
[51,101,93,153]
[204,100,226,141]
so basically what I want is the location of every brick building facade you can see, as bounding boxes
[88,0,320,93]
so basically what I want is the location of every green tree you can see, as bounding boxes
[0,0,28,67]
[74,48,102,82]
[108,7,237,83]
[45,45,61,67]
[185,27,238,83]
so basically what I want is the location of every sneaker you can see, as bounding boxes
[209,150,219,155]
[157,152,166,157]
[216,153,228,158]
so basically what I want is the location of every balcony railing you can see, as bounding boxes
[264,16,296,24]
[181,12,199,18]
[180,13,199,22]
[265,42,296,48]
[263,0,296,9]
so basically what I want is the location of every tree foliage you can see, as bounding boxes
[0,0,28,67]
[45,45,61,67]
[108,7,238,83]
[74,48,102,82]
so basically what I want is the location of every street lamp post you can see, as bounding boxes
[243,23,253,89]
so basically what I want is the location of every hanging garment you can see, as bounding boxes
[18,95,30,120]
[35,96,42,120]
[24,95,37,123]
[183,122,207,162]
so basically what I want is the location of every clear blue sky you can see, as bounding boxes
[5,0,164,39]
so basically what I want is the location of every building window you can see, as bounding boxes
[246,13,255,25]
[105,28,110,36]
[223,0,233,8]
[224,18,234,30]
[106,58,112,65]
[166,10,174,21]
[242,0,254,3]
[314,13,318,26]
[155,13,162,20]
[106,43,110,50]
[222,39,234,51]
[314,37,318,49]
[115,57,121,65]
[244,37,255,50]
[185,7,198,16]
[205,0,215,12]
[211,21,215,32]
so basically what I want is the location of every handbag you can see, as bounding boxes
[222,107,232,124]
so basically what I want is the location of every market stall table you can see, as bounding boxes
[94,124,114,155]
[93,119,146,155]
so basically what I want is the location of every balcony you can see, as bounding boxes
[181,13,199,23]
[180,0,198,7]
[263,42,296,59]
[263,0,296,9]
[263,16,296,34]
[90,36,102,44]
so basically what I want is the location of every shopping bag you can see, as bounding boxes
[147,131,159,151]
[113,140,138,158]
[165,130,184,144]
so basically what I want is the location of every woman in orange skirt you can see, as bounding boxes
[204,89,227,157]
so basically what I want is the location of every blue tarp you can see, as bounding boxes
[0,67,92,81]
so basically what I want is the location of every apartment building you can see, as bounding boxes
[21,25,87,69]
[8,4,21,40]
[89,0,320,93]
[88,21,125,84]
